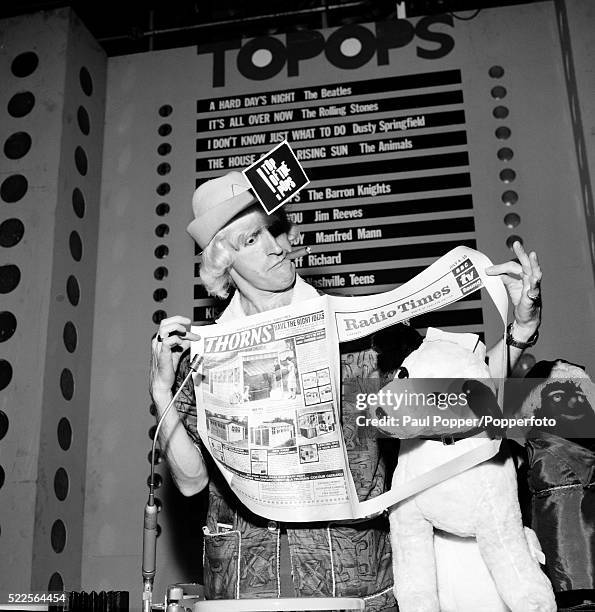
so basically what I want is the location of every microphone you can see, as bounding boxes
[142,495,158,612]
[142,353,202,612]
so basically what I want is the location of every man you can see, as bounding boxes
[149,170,542,608]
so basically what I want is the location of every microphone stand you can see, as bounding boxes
[143,354,202,612]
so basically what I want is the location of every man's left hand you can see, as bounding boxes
[485,241,542,333]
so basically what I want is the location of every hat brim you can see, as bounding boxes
[187,189,257,249]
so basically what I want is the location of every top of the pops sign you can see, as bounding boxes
[197,15,455,87]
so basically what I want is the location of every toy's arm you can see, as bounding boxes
[485,241,542,377]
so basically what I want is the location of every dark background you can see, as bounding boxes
[2,0,541,56]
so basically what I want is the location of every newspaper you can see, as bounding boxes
[191,246,509,521]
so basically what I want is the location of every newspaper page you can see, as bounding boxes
[193,296,359,521]
[191,246,509,521]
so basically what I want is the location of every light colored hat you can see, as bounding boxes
[187,171,256,248]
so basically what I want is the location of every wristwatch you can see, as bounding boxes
[506,322,539,349]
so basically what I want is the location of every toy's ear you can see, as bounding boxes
[372,324,422,376]
[585,382,595,415]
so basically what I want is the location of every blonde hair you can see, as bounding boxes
[199,230,236,299]
[199,207,298,299]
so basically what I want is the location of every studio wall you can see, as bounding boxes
[0,8,106,599]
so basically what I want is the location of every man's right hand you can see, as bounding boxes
[148,315,209,495]
[150,315,201,401]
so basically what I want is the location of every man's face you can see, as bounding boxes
[226,208,296,293]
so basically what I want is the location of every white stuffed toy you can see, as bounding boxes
[379,328,555,612]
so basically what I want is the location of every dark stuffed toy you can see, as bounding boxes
[519,360,595,609]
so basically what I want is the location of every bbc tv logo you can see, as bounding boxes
[453,259,481,295]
